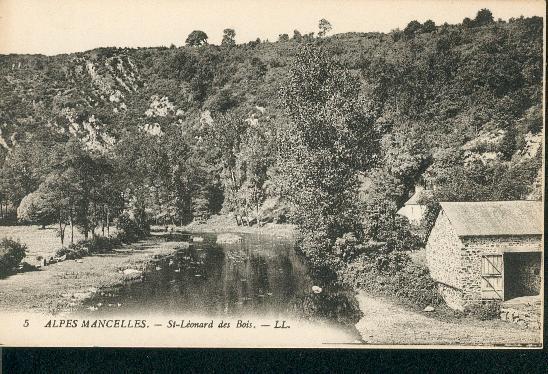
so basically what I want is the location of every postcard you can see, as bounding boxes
[0,0,544,348]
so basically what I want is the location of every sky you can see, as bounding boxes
[0,0,545,55]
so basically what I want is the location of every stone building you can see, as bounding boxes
[397,186,432,225]
[425,201,543,311]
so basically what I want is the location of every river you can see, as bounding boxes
[81,231,363,343]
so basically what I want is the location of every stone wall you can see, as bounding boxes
[426,208,542,314]
[426,210,543,313]
[501,296,542,330]
[426,211,463,289]
[425,211,464,304]
[436,283,465,311]
[461,235,542,306]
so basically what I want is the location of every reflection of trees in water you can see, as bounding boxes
[218,237,302,314]
[88,234,361,324]
[290,291,363,326]
[288,244,363,326]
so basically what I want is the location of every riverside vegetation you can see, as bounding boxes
[0,11,543,313]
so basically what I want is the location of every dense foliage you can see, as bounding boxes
[339,251,444,308]
[0,12,543,263]
[55,236,122,260]
[0,238,27,275]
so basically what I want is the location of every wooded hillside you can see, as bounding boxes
[0,13,543,254]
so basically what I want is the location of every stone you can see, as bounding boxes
[516,320,527,327]
[123,269,141,276]
[18,262,37,272]
[423,306,435,312]
[72,291,93,300]
[312,286,322,294]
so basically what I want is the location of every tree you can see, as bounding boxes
[185,30,208,46]
[462,17,473,28]
[278,34,289,42]
[404,20,422,37]
[17,191,56,229]
[422,20,436,33]
[293,30,302,42]
[0,141,51,207]
[221,28,236,46]
[280,45,380,267]
[475,8,494,26]
[318,18,332,37]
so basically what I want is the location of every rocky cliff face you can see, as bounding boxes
[0,18,544,203]
[0,52,144,151]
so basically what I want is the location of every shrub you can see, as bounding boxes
[0,238,27,275]
[292,290,364,326]
[295,232,340,272]
[332,232,365,263]
[339,250,443,308]
[55,243,89,259]
[116,213,150,243]
[465,301,501,320]
[55,236,119,259]
[55,246,78,259]
[85,236,115,254]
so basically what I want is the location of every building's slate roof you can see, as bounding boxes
[440,201,543,237]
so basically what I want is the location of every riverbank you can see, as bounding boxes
[181,214,296,239]
[0,235,185,315]
[355,292,541,346]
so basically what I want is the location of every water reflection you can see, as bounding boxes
[83,232,362,329]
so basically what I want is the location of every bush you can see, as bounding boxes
[116,213,150,244]
[292,290,364,326]
[465,301,501,320]
[55,236,120,259]
[55,242,90,259]
[85,236,115,254]
[295,232,340,272]
[0,238,27,275]
[332,232,365,262]
[339,250,443,308]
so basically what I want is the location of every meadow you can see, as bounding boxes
[0,225,85,265]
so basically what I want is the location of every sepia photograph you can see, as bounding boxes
[0,0,544,348]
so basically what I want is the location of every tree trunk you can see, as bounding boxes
[106,208,110,237]
[70,208,74,245]
[82,201,89,240]
[256,201,261,226]
[59,210,64,247]
[101,205,105,236]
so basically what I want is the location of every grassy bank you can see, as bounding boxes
[181,214,296,239]
[0,215,293,315]
[0,225,87,265]
[0,234,184,315]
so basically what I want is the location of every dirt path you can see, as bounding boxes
[355,292,542,347]
[0,238,182,315]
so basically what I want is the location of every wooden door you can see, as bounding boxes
[481,254,503,300]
